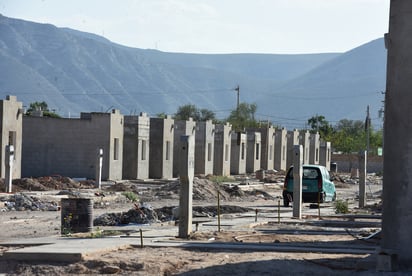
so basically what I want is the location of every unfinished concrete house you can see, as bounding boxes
[123,113,150,179]
[286,129,300,168]
[231,132,247,175]
[213,123,232,176]
[246,131,261,173]
[319,141,331,171]
[173,118,196,177]
[22,110,124,180]
[299,130,311,165]
[149,116,174,179]
[274,128,287,171]
[246,126,275,171]
[195,120,215,175]
[309,132,320,165]
[0,96,23,179]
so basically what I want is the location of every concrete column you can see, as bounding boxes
[213,123,232,176]
[293,145,303,219]
[178,135,194,238]
[286,129,300,168]
[319,141,331,171]
[299,130,311,165]
[246,132,261,173]
[358,151,367,208]
[95,148,103,189]
[381,1,412,269]
[230,132,247,175]
[309,132,320,165]
[274,128,287,171]
[5,145,14,193]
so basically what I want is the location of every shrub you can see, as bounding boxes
[122,191,138,202]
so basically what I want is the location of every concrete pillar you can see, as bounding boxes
[309,132,320,165]
[173,118,196,177]
[246,132,261,173]
[381,1,412,269]
[5,145,14,193]
[286,129,300,169]
[319,141,331,171]
[230,132,247,175]
[194,120,215,175]
[359,150,367,208]
[260,126,275,170]
[213,123,232,176]
[293,145,303,219]
[299,130,311,165]
[149,116,174,179]
[123,113,150,180]
[274,128,287,171]
[95,148,103,189]
[178,135,194,238]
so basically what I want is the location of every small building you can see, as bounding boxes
[286,129,300,168]
[309,132,320,165]
[0,96,23,179]
[213,123,232,176]
[173,118,196,177]
[319,141,331,171]
[246,131,261,173]
[194,120,215,175]
[274,128,287,171]
[231,132,247,175]
[149,116,174,179]
[123,113,150,179]
[299,130,311,165]
[22,109,124,180]
[246,126,275,170]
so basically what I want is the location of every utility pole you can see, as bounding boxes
[234,85,240,113]
[365,105,370,155]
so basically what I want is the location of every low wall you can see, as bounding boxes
[331,154,383,173]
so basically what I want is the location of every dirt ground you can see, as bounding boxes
[0,172,387,275]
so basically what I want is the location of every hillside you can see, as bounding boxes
[0,15,386,128]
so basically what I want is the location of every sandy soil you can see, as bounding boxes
[0,174,386,275]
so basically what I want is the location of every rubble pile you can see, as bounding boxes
[0,193,59,211]
[0,176,95,192]
[94,204,252,226]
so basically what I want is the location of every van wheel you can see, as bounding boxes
[332,192,337,201]
[283,198,290,207]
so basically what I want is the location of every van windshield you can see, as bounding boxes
[288,167,319,179]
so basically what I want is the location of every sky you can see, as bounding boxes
[1,0,390,54]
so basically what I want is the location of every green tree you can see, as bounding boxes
[226,102,259,130]
[174,104,216,122]
[26,101,60,118]
[307,114,333,138]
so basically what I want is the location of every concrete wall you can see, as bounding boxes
[247,126,275,170]
[274,128,287,171]
[22,110,124,180]
[319,141,331,171]
[246,132,261,173]
[286,129,300,169]
[194,120,215,175]
[231,132,247,175]
[149,116,174,179]
[331,154,383,173]
[123,113,150,179]
[309,132,320,165]
[0,96,23,178]
[299,130,310,165]
[213,123,232,176]
[173,118,196,177]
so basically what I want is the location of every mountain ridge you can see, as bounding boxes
[0,15,386,128]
